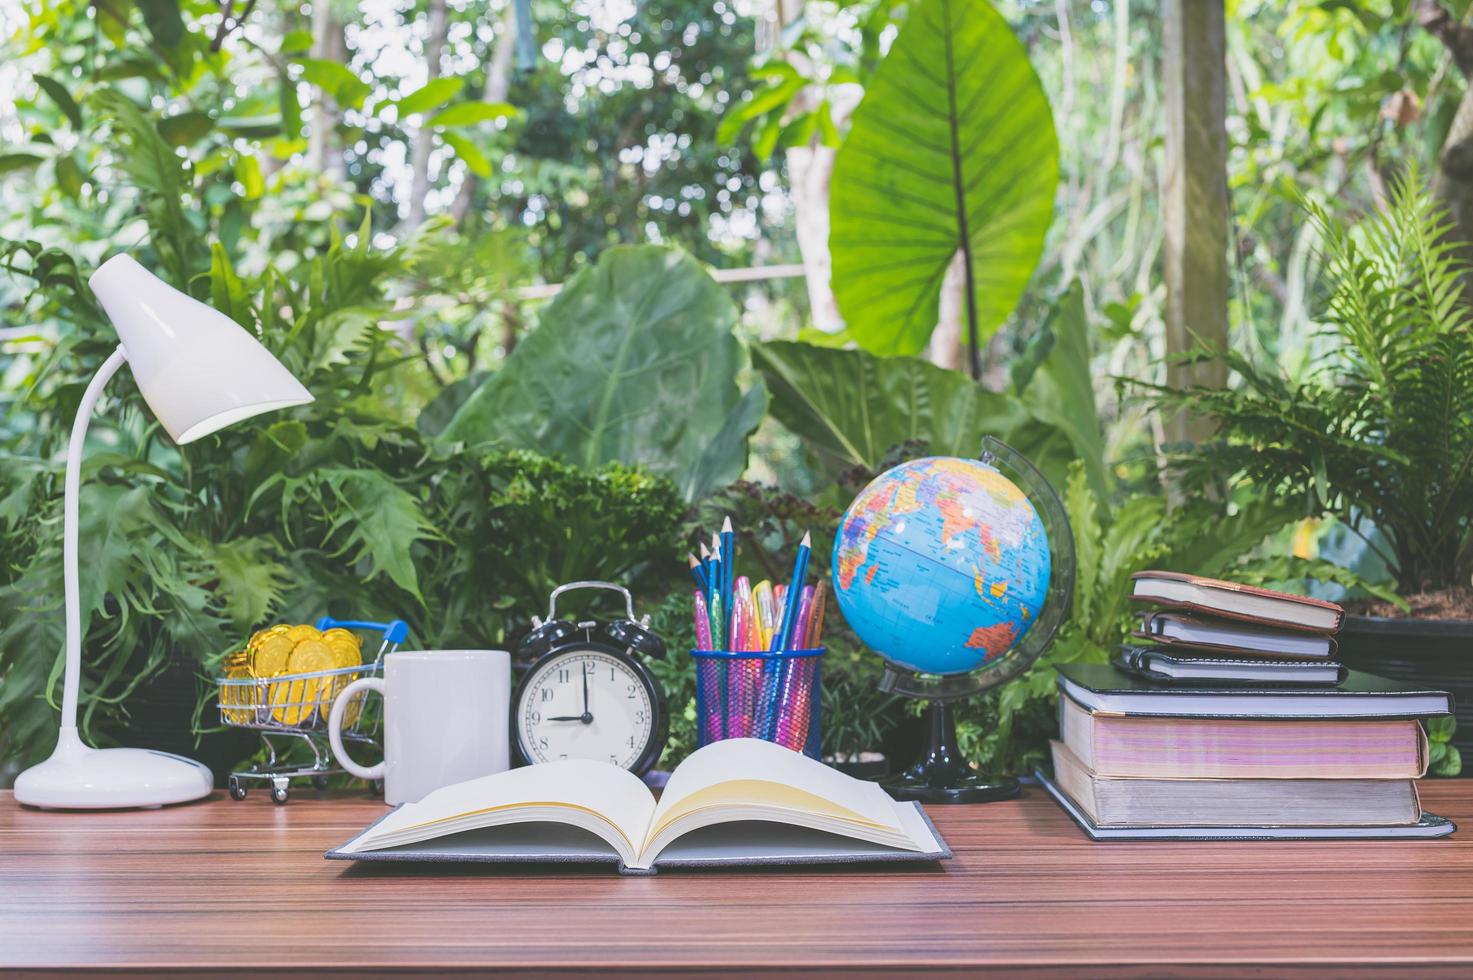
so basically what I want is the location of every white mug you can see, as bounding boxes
[328,649,511,805]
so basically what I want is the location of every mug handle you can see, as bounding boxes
[328,677,386,780]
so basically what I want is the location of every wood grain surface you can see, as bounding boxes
[4,782,1473,977]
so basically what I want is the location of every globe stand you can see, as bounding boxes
[852,437,1077,805]
[880,700,1019,803]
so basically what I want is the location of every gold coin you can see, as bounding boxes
[288,639,337,674]
[321,627,361,648]
[284,624,321,643]
[327,638,362,669]
[223,665,252,724]
[251,634,293,677]
[269,675,312,726]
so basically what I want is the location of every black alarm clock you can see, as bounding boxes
[513,581,668,775]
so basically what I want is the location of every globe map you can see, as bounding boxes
[831,456,1052,676]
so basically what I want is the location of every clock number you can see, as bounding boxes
[538,735,549,750]
[530,710,541,724]
[540,687,553,703]
[584,661,596,675]
[626,684,637,699]
[628,735,637,748]
[609,667,615,681]
[557,668,570,684]
[635,710,645,724]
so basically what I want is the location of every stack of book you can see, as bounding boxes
[1040,572,1456,840]
[1122,570,1347,685]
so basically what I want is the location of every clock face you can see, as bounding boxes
[516,647,657,770]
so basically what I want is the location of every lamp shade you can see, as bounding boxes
[88,255,313,444]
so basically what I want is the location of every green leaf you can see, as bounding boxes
[439,245,751,501]
[298,58,371,110]
[35,75,83,130]
[427,101,517,128]
[244,419,308,483]
[55,154,86,198]
[136,0,184,47]
[309,468,439,601]
[280,29,313,55]
[200,537,289,628]
[208,243,251,325]
[681,381,769,500]
[440,130,491,178]
[751,340,1044,476]
[396,77,466,116]
[237,153,265,199]
[829,0,1059,355]
[0,153,44,176]
[1016,281,1108,504]
[158,110,213,147]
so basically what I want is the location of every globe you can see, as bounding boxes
[832,455,1052,677]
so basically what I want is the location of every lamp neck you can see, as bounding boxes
[60,346,128,733]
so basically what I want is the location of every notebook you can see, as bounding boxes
[1057,694,1428,779]
[1049,741,1423,826]
[326,738,950,874]
[1137,611,1336,658]
[1058,663,1452,720]
[1116,645,1347,686]
[1130,571,1344,633]
[1037,768,1456,841]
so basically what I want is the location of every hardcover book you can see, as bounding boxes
[1057,663,1452,720]
[1130,571,1345,633]
[1115,644,1347,686]
[326,738,950,874]
[1037,768,1456,841]
[1048,741,1424,827]
[1057,693,1428,779]
[1136,611,1336,659]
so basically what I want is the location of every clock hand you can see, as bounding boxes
[546,714,586,722]
[580,665,593,724]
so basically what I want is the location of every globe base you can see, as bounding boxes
[878,700,1021,804]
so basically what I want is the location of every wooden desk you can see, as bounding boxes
[4,782,1472,977]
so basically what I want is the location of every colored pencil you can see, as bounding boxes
[688,553,708,594]
[719,517,734,649]
[772,532,811,651]
[692,590,713,651]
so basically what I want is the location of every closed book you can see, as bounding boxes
[1037,770,1456,841]
[1115,645,1347,686]
[1058,663,1452,720]
[1136,611,1336,659]
[1057,694,1428,779]
[1048,741,1423,827]
[1130,571,1344,633]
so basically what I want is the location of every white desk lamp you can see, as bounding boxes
[13,254,313,809]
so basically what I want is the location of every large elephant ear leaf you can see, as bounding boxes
[829,0,1058,356]
[438,245,755,500]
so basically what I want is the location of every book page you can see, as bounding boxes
[337,760,656,865]
[646,739,903,847]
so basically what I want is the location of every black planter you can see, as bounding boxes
[1337,614,1473,766]
[108,651,258,788]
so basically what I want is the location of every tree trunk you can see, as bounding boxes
[450,3,518,225]
[928,252,966,372]
[307,1,346,181]
[1420,2,1473,301]
[1161,0,1229,444]
[408,0,451,228]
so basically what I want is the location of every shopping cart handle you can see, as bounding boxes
[315,616,410,646]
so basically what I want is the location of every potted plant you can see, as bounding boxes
[1150,172,1473,762]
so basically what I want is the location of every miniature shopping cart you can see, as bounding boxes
[217,616,408,805]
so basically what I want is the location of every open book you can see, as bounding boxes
[327,739,949,874]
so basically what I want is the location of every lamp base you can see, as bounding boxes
[14,728,213,809]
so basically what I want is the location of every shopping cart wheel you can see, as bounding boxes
[311,775,329,790]
[228,776,247,801]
